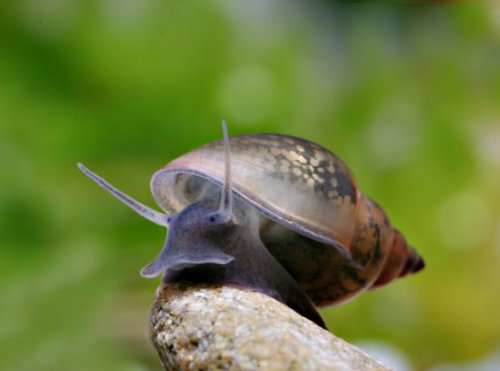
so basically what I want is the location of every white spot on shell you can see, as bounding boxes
[280,159,290,166]
[313,173,324,183]
[314,150,327,162]
[280,164,290,173]
[328,190,338,198]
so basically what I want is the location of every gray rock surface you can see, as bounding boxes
[150,283,395,371]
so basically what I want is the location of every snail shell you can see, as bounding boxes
[79,125,424,328]
[152,134,424,307]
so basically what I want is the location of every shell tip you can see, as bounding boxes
[412,256,425,274]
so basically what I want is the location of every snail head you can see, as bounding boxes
[78,121,238,278]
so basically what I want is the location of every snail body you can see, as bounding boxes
[79,123,424,329]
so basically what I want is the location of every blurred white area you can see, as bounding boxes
[216,0,341,136]
[476,124,500,167]
[429,352,500,371]
[436,190,494,250]
[489,0,500,29]
[355,340,414,371]
[218,0,301,49]
[475,123,500,192]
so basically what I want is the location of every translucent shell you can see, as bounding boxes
[151,134,359,255]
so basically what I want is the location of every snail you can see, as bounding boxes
[78,122,424,329]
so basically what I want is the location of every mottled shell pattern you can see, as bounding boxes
[153,135,357,251]
[152,134,424,307]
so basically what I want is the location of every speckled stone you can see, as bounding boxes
[150,283,395,371]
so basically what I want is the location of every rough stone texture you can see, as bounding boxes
[150,283,395,371]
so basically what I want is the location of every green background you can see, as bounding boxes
[1,1,499,370]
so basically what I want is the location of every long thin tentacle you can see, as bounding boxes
[216,120,234,224]
[78,163,169,227]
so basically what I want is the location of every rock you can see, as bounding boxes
[150,283,395,371]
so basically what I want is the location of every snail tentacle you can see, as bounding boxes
[210,120,235,225]
[77,163,170,227]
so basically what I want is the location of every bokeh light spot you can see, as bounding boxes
[476,124,500,166]
[355,340,414,371]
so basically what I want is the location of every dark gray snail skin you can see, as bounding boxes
[158,185,326,328]
[78,122,424,330]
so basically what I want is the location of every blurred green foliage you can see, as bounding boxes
[1,1,499,370]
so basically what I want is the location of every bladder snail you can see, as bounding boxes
[78,122,424,329]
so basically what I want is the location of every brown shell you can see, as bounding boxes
[152,134,359,255]
[151,134,424,306]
